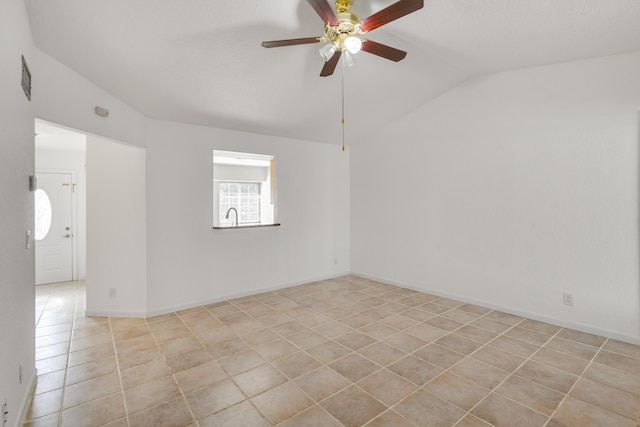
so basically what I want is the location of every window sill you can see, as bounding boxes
[213,223,281,230]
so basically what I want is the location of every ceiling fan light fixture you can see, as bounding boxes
[319,43,337,61]
[344,36,362,54]
[342,50,355,67]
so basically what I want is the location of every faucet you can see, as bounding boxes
[225,207,238,227]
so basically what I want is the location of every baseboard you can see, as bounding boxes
[351,271,640,345]
[84,309,147,318]
[13,369,37,427]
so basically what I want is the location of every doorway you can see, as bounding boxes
[35,120,87,285]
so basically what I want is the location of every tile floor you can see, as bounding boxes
[24,276,640,427]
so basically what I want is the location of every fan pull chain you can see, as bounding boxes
[341,62,345,152]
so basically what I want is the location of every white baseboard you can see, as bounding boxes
[351,271,640,345]
[13,369,37,427]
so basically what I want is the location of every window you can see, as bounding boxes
[213,150,278,228]
[219,182,260,225]
[34,189,52,240]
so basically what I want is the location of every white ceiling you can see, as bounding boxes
[24,0,640,145]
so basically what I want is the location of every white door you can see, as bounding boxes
[35,172,73,284]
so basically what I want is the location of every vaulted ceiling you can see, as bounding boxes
[25,0,640,145]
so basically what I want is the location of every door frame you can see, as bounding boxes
[36,168,79,282]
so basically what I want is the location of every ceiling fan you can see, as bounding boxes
[262,0,424,77]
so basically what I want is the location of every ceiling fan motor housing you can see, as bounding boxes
[324,0,363,50]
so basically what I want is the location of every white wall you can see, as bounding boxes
[0,0,37,425]
[351,52,640,343]
[146,120,350,314]
[32,48,146,148]
[36,148,87,279]
[86,136,147,316]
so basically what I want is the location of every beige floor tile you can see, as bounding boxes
[314,320,354,338]
[472,345,526,372]
[413,344,465,369]
[395,388,466,427]
[449,357,508,390]
[603,339,640,359]
[358,368,417,406]
[471,317,513,334]
[515,361,578,394]
[321,385,387,427]
[36,342,70,361]
[294,366,351,402]
[426,316,464,332]
[174,360,228,394]
[185,378,245,420]
[274,404,342,427]
[329,353,381,382]
[252,382,314,425]
[484,310,523,326]
[34,370,66,395]
[272,351,322,380]
[166,347,213,373]
[489,335,539,358]
[218,349,266,376]
[65,356,117,385]
[124,376,181,414]
[383,332,427,353]
[62,373,121,408]
[518,319,562,335]
[495,375,564,415]
[388,355,443,386]
[455,414,494,427]
[158,335,202,357]
[121,358,171,390]
[128,396,195,427]
[404,323,449,342]
[22,412,60,427]
[455,325,499,344]
[504,326,551,346]
[200,401,269,427]
[553,396,636,427]
[582,362,640,396]
[25,389,62,421]
[594,350,640,375]
[60,393,124,427]
[365,410,418,427]
[234,363,288,397]
[435,333,484,355]
[544,336,599,360]
[286,329,327,349]
[117,345,164,372]
[254,339,299,362]
[26,278,639,427]
[335,330,377,351]
[305,340,352,364]
[570,378,640,420]
[530,347,589,375]
[472,393,548,427]
[426,372,489,410]
[558,328,607,347]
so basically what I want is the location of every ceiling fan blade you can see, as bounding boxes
[307,0,340,26]
[360,0,424,32]
[320,50,342,77]
[361,40,407,62]
[261,37,321,48]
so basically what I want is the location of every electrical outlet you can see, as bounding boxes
[563,293,574,307]
[109,288,116,298]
